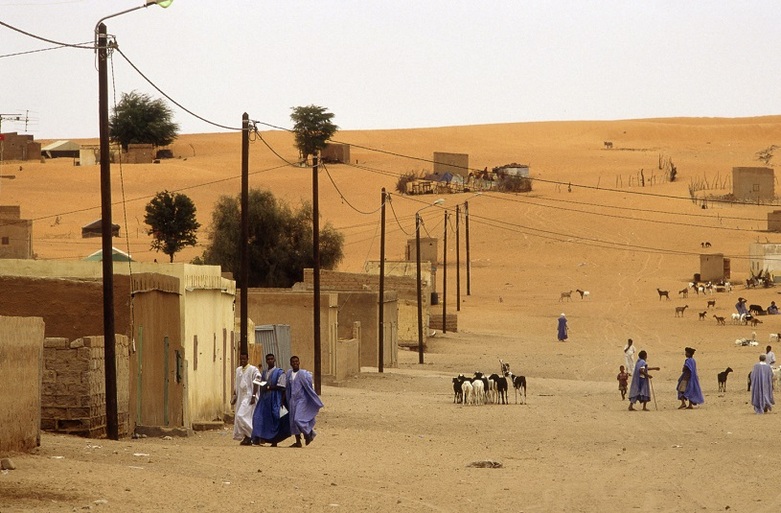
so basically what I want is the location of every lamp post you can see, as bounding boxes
[96,0,172,441]
[415,198,445,364]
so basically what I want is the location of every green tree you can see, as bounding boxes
[290,105,338,162]
[109,91,179,151]
[144,190,200,262]
[201,189,344,287]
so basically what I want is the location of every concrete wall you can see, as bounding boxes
[0,316,45,454]
[321,264,432,344]
[42,335,130,438]
[749,243,781,278]
[321,143,351,163]
[0,205,33,259]
[768,211,781,232]
[433,152,469,179]
[334,290,398,368]
[733,167,774,202]
[0,132,41,161]
[243,289,339,381]
[699,253,725,282]
[334,335,360,381]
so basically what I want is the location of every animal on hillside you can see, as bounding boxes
[717,367,733,392]
[698,311,707,320]
[488,373,509,404]
[657,288,670,301]
[713,315,726,325]
[675,305,689,317]
[750,317,763,327]
[507,372,527,405]
[701,241,712,248]
[749,304,766,316]
[560,290,573,302]
[604,141,613,149]
[575,289,590,300]
[707,299,716,309]
[452,374,467,403]
[679,288,689,298]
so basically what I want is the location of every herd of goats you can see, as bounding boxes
[452,359,527,405]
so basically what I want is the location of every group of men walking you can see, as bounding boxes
[232,353,323,448]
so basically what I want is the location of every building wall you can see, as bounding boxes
[334,290,398,368]
[41,335,130,438]
[0,205,33,259]
[304,266,430,344]
[0,315,45,453]
[321,143,351,163]
[749,243,781,278]
[0,132,41,161]
[123,144,154,164]
[733,167,774,202]
[242,289,339,380]
[768,211,781,232]
[699,253,725,282]
[433,152,469,179]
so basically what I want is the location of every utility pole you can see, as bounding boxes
[313,154,322,394]
[465,201,471,296]
[240,114,249,357]
[378,188,386,372]
[456,204,461,312]
[442,210,448,333]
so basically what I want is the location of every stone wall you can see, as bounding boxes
[0,316,45,454]
[42,335,130,438]
[429,313,458,333]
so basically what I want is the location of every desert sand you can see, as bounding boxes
[3,117,781,512]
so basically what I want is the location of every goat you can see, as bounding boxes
[675,305,689,317]
[713,315,726,325]
[471,377,485,405]
[507,372,527,404]
[657,288,670,301]
[679,288,689,298]
[575,289,590,300]
[770,333,780,344]
[749,304,766,316]
[461,380,474,405]
[707,299,716,309]
[488,373,509,404]
[560,290,573,302]
[698,311,707,320]
[701,241,712,248]
[717,367,733,392]
[452,375,464,403]
[604,141,613,149]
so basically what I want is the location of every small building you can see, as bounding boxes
[0,132,41,161]
[82,219,120,238]
[123,144,154,164]
[733,167,774,202]
[79,145,100,166]
[700,253,730,282]
[42,140,80,159]
[0,205,33,259]
[433,152,469,179]
[749,243,781,281]
[321,143,351,164]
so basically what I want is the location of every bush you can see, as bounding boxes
[396,171,419,194]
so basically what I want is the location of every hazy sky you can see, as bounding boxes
[2,1,781,139]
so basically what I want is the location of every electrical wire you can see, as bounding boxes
[0,20,93,49]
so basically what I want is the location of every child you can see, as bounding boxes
[617,365,629,400]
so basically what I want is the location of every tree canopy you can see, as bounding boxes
[144,190,200,262]
[290,105,338,162]
[201,189,344,287]
[110,91,179,151]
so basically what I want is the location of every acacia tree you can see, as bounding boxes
[110,91,179,151]
[290,105,338,162]
[201,189,344,287]
[144,190,200,262]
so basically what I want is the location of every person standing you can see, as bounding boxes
[676,347,704,409]
[286,356,324,448]
[557,313,568,342]
[628,350,660,411]
[766,345,776,367]
[624,339,636,376]
[231,353,260,446]
[750,354,775,414]
[617,365,629,400]
[251,354,290,447]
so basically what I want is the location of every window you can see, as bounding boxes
[1,237,8,245]
[753,184,761,192]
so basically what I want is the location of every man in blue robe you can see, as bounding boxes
[286,356,324,448]
[628,350,659,411]
[750,354,775,414]
[676,347,704,409]
[557,313,568,342]
[251,353,290,446]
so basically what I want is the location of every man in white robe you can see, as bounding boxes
[231,354,260,445]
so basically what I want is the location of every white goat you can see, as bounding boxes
[471,379,485,405]
[576,289,590,300]
[770,333,780,344]
[461,380,474,405]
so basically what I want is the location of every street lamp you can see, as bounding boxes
[416,198,445,364]
[96,0,172,441]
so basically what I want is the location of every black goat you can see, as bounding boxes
[452,375,466,403]
[507,371,527,404]
[717,367,733,392]
[488,373,509,404]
